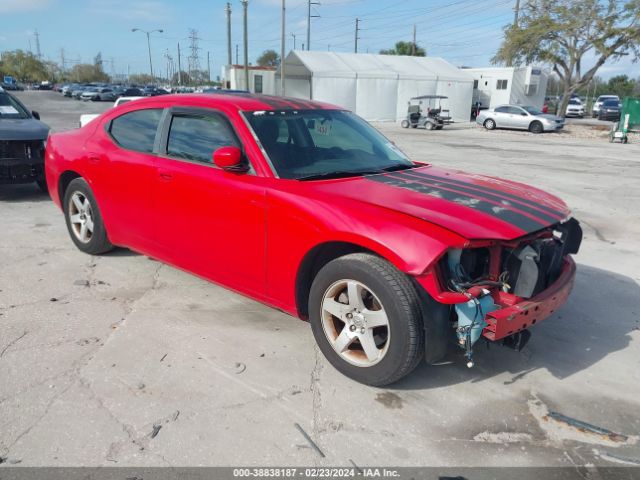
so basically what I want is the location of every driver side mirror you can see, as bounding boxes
[32,111,40,120]
[213,146,248,172]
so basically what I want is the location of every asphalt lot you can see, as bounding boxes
[1,91,639,470]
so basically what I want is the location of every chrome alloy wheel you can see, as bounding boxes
[320,279,390,367]
[68,191,94,243]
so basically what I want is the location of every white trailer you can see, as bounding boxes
[464,66,548,110]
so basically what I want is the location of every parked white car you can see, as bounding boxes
[565,98,585,118]
[592,95,620,118]
[476,104,564,133]
[78,96,145,127]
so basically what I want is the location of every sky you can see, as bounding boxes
[0,0,636,81]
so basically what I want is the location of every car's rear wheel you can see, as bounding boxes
[308,253,424,386]
[63,178,114,255]
[483,118,496,130]
[529,121,543,134]
[400,119,410,128]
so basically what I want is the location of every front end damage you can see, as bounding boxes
[417,218,582,366]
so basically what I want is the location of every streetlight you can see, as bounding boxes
[131,28,163,80]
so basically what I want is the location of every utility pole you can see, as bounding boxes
[59,48,66,76]
[177,42,182,85]
[207,51,211,83]
[514,0,520,27]
[225,2,232,66]
[354,18,360,54]
[236,44,239,64]
[306,0,320,51]
[291,32,296,50]
[242,0,249,91]
[412,24,416,55]
[281,0,286,96]
[132,28,164,80]
[34,30,42,59]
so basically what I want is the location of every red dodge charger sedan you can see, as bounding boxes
[45,93,581,386]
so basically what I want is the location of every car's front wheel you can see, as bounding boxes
[483,118,496,130]
[529,121,543,134]
[309,253,424,386]
[63,178,114,255]
[400,119,410,128]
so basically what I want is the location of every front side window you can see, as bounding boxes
[109,109,163,153]
[166,114,239,164]
[244,109,413,180]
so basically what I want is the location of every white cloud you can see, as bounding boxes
[0,0,52,13]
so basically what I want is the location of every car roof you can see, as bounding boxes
[121,92,340,112]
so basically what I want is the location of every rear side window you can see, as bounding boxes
[109,109,163,153]
[166,114,239,164]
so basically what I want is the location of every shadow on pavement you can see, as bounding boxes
[395,264,639,390]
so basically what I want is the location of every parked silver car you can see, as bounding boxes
[476,105,564,133]
[81,87,116,102]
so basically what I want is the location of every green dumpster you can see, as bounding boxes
[610,97,640,144]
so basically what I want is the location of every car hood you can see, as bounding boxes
[302,165,570,240]
[0,118,50,141]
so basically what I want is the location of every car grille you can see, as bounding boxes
[0,140,43,160]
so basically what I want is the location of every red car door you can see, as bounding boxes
[87,108,164,251]
[151,108,267,297]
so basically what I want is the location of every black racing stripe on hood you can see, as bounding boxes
[368,174,548,233]
[394,171,562,225]
[406,170,566,219]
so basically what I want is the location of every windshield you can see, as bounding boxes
[244,109,414,180]
[0,92,30,119]
[522,106,543,115]
[603,100,619,107]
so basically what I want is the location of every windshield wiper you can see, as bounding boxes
[380,164,416,172]
[296,169,385,181]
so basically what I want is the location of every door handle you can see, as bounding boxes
[158,172,173,181]
[88,154,101,164]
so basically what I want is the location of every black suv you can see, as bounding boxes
[0,89,50,191]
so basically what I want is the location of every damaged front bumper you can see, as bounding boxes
[483,256,576,341]
[416,218,582,364]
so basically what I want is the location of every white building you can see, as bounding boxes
[464,66,548,110]
[277,51,475,123]
[222,65,276,94]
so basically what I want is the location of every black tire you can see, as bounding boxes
[483,118,496,130]
[36,178,48,193]
[529,121,543,134]
[63,178,114,255]
[308,253,425,386]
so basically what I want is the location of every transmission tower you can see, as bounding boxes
[34,29,42,59]
[188,28,201,82]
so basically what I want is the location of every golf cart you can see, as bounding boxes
[401,95,452,131]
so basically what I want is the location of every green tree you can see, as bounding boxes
[606,75,636,98]
[171,70,191,85]
[128,73,155,85]
[256,49,280,67]
[380,41,426,56]
[493,0,640,116]
[0,49,50,82]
